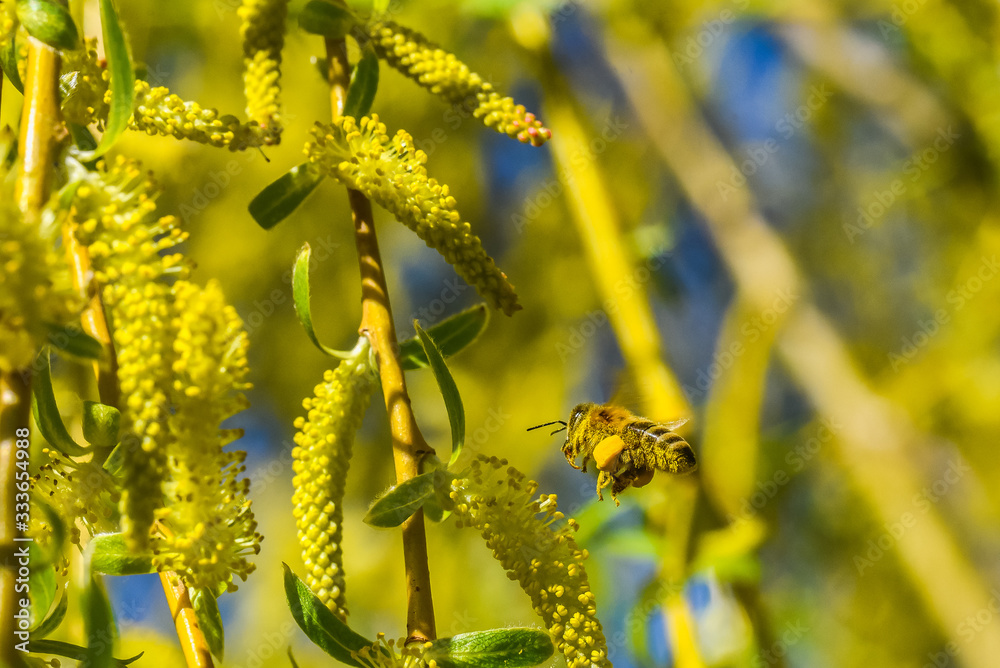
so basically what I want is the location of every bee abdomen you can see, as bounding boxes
[625,422,697,474]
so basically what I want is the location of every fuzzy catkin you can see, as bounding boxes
[367,20,551,146]
[74,158,261,591]
[305,115,521,315]
[57,40,275,149]
[451,456,611,668]
[0,162,81,373]
[292,342,375,618]
[71,157,185,550]
[238,0,288,143]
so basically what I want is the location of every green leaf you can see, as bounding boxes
[298,0,358,38]
[424,629,554,668]
[102,441,126,477]
[292,243,353,358]
[191,588,225,661]
[28,544,57,629]
[16,0,79,50]
[343,45,378,119]
[82,401,120,448]
[82,575,116,668]
[86,533,154,576]
[75,0,134,161]
[364,471,437,528]
[1,31,25,92]
[67,122,99,152]
[46,322,103,360]
[249,163,324,230]
[283,564,377,666]
[33,499,67,568]
[398,304,488,371]
[26,640,141,666]
[415,322,465,466]
[31,351,89,456]
[30,584,68,638]
[422,468,455,523]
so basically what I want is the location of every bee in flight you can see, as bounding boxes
[529,403,697,505]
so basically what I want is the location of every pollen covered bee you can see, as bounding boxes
[529,403,697,505]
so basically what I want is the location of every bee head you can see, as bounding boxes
[568,403,598,433]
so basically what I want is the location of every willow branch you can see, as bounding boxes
[325,36,437,643]
[0,36,62,668]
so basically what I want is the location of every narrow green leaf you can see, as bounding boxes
[298,0,358,38]
[424,629,554,668]
[46,322,103,360]
[363,472,437,528]
[1,32,25,92]
[292,243,352,358]
[67,122,99,152]
[415,322,465,466]
[82,401,120,448]
[282,564,376,666]
[249,163,324,230]
[16,0,79,50]
[343,45,378,119]
[82,576,116,668]
[86,533,154,576]
[191,588,225,661]
[30,584,68,638]
[422,468,455,523]
[31,499,67,569]
[26,640,141,666]
[76,0,134,161]
[398,304,488,370]
[31,351,89,456]
[102,441,126,477]
[28,544,57,629]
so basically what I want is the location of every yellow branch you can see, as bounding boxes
[325,36,437,644]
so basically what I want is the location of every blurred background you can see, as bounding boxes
[7,0,1000,666]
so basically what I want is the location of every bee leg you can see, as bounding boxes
[596,471,613,501]
[562,445,582,470]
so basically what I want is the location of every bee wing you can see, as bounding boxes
[660,417,689,432]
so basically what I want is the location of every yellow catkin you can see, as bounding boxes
[0,145,82,373]
[451,456,611,668]
[367,20,551,146]
[71,157,186,550]
[306,115,521,315]
[292,339,375,619]
[56,40,274,149]
[73,159,261,592]
[152,280,261,592]
[238,0,288,144]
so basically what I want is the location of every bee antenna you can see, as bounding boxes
[527,420,567,433]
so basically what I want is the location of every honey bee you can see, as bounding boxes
[529,403,697,505]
